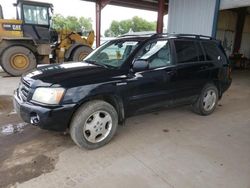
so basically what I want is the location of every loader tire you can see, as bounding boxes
[1,46,36,76]
[71,46,93,62]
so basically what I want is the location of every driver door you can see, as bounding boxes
[124,39,177,114]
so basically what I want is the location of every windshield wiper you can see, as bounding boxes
[84,60,115,69]
[84,60,103,67]
[102,64,116,69]
[84,60,98,64]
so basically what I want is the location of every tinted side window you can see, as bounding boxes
[218,44,229,65]
[136,40,171,69]
[202,42,220,61]
[174,40,198,64]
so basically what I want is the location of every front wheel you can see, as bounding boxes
[70,100,118,149]
[192,84,219,115]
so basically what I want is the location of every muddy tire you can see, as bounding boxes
[71,46,93,62]
[1,46,36,76]
[70,100,118,149]
[192,84,219,116]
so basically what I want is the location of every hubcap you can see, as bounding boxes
[83,111,112,143]
[10,53,29,70]
[203,89,217,111]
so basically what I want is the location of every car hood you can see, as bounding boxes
[23,62,124,88]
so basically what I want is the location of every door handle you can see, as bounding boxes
[116,82,127,86]
[167,70,176,76]
[200,65,209,70]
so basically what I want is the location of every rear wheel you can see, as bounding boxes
[70,100,118,149]
[192,84,219,115]
[1,46,36,76]
[71,46,93,62]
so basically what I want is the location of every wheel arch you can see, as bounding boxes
[210,79,222,99]
[69,94,125,128]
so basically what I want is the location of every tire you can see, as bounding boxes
[70,100,118,149]
[1,46,36,76]
[192,84,219,116]
[71,46,93,62]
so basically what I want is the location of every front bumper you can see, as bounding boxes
[13,90,76,131]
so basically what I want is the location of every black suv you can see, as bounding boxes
[14,33,232,149]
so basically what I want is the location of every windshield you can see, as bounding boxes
[23,5,49,25]
[85,40,140,68]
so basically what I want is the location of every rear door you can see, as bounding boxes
[173,39,212,101]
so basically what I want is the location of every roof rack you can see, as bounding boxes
[118,33,156,38]
[173,33,214,40]
[118,33,216,41]
[150,33,215,40]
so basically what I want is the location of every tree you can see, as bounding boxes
[52,14,65,30]
[79,17,93,31]
[104,16,156,37]
[65,16,81,31]
[52,14,93,32]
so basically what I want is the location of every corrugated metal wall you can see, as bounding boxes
[216,10,250,58]
[167,0,217,36]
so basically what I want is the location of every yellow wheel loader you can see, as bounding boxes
[0,0,94,76]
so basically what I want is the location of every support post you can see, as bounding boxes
[233,7,247,53]
[0,5,3,19]
[95,0,110,48]
[212,0,220,38]
[156,0,164,33]
[96,1,101,47]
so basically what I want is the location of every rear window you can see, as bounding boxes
[202,42,220,61]
[174,40,198,64]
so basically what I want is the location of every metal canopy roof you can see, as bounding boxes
[82,0,167,47]
[83,0,168,12]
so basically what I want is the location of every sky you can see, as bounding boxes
[0,0,168,35]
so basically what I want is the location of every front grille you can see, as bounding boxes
[22,78,31,88]
[19,78,31,102]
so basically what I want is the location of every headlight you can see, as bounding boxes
[32,87,65,105]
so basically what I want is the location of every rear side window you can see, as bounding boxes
[174,40,198,64]
[202,42,220,61]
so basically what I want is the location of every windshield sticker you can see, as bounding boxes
[123,41,138,46]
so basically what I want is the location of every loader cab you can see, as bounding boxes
[15,0,53,43]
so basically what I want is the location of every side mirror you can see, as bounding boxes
[132,60,149,72]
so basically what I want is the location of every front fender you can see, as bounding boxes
[62,82,125,123]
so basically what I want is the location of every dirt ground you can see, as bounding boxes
[0,68,250,188]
